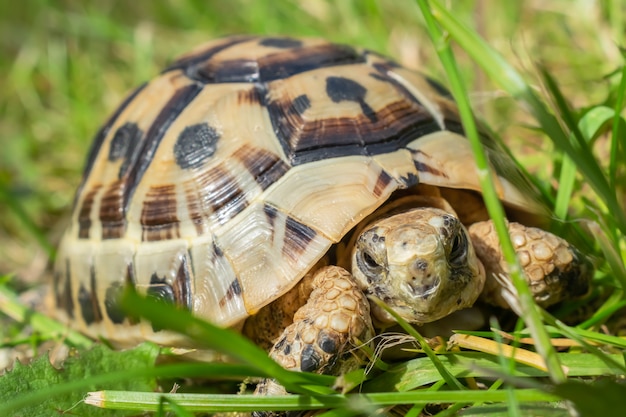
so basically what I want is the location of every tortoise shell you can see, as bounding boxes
[53,35,534,344]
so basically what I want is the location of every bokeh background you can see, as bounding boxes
[1,0,623,284]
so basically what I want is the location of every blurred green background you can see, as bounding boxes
[0,0,623,283]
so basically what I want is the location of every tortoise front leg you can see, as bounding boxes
[252,265,374,397]
[468,220,592,309]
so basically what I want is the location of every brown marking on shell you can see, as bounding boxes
[177,41,364,84]
[104,282,126,324]
[74,83,147,209]
[78,265,103,324]
[99,179,127,239]
[258,37,304,49]
[174,255,193,309]
[219,278,243,308]
[140,184,180,241]
[103,263,137,325]
[185,193,206,236]
[53,260,74,319]
[77,183,102,239]
[173,122,220,170]
[282,216,319,263]
[121,84,203,217]
[147,256,193,310]
[164,35,259,76]
[108,122,144,178]
[409,149,450,178]
[266,67,443,165]
[373,170,393,198]
[236,86,265,105]
[185,165,249,229]
[232,144,290,190]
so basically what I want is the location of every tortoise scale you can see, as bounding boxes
[53,36,591,370]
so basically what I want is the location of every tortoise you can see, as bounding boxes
[52,35,591,384]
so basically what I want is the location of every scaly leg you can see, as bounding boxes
[468,220,592,309]
[252,265,373,397]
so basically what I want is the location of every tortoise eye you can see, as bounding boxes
[362,251,380,269]
[356,249,384,281]
[449,231,468,267]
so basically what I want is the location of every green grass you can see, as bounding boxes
[1,0,625,416]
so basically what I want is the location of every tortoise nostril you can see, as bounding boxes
[412,260,428,275]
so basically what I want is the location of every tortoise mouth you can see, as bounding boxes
[406,277,441,298]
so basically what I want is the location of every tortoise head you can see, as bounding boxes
[351,207,485,325]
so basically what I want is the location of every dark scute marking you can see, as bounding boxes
[104,282,126,324]
[145,261,192,315]
[78,285,96,324]
[140,184,180,241]
[263,203,278,231]
[102,264,138,325]
[147,273,175,332]
[270,95,443,165]
[74,83,147,207]
[425,76,453,98]
[219,278,243,307]
[186,193,205,236]
[187,166,248,226]
[412,158,448,179]
[147,273,176,305]
[101,221,126,240]
[300,344,322,372]
[60,259,74,318]
[163,35,257,75]
[52,271,62,308]
[317,331,338,354]
[370,61,401,76]
[99,85,202,239]
[370,65,423,109]
[292,94,311,115]
[78,266,102,324]
[373,170,393,198]
[175,256,193,310]
[237,86,265,106]
[283,216,317,260]
[121,84,203,216]
[326,76,377,123]
[400,172,419,188]
[212,240,224,257]
[364,50,401,67]
[326,76,367,103]
[182,43,364,84]
[77,183,102,239]
[194,58,261,84]
[259,37,303,48]
[99,179,126,239]
[108,122,144,178]
[233,144,290,190]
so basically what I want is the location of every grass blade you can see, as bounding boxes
[120,290,335,394]
[416,0,566,383]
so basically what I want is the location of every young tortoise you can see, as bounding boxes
[53,35,591,388]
